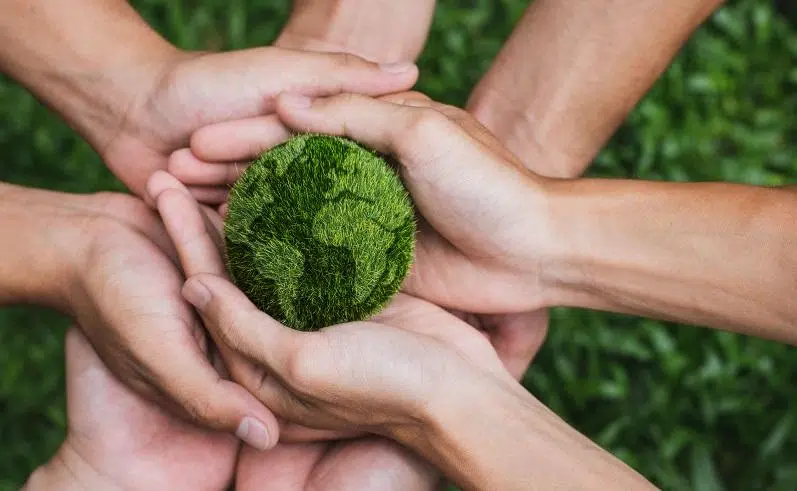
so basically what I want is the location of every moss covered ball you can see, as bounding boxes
[224,134,416,332]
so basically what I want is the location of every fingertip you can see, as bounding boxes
[187,186,229,205]
[237,415,279,451]
[168,148,207,184]
[147,169,190,204]
[182,276,212,311]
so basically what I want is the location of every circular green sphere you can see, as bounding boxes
[224,134,416,332]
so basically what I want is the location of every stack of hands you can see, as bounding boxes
[5,0,794,489]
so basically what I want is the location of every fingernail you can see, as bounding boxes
[183,278,211,310]
[379,62,415,73]
[280,93,312,109]
[236,417,272,451]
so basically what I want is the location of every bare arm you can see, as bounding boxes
[276,0,436,62]
[467,0,725,177]
[543,179,797,343]
[400,370,655,491]
[0,0,177,152]
[0,182,92,312]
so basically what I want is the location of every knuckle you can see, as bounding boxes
[213,309,250,351]
[284,335,329,392]
[400,108,450,145]
[333,52,362,70]
[183,395,217,426]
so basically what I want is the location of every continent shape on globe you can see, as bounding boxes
[225,134,416,331]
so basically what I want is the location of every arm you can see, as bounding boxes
[276,0,436,62]
[543,179,797,343]
[0,0,417,198]
[0,0,178,153]
[467,0,725,177]
[0,183,89,311]
[401,371,654,491]
[269,92,797,345]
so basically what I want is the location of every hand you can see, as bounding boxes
[175,92,553,376]
[25,328,237,491]
[147,171,518,485]
[64,192,278,448]
[275,0,436,63]
[103,47,417,203]
[236,437,439,491]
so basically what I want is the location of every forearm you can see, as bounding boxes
[544,180,797,342]
[468,0,724,177]
[400,372,653,490]
[0,183,89,311]
[276,0,435,62]
[0,0,178,150]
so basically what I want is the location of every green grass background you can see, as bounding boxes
[1,0,796,489]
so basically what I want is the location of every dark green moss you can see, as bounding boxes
[224,134,415,331]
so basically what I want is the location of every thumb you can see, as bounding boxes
[182,274,302,380]
[274,93,534,252]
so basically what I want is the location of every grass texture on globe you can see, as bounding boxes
[224,134,416,332]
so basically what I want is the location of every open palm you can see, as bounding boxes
[148,171,442,491]
[57,327,237,490]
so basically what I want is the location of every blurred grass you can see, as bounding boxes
[1,0,796,489]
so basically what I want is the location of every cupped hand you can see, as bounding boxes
[173,91,553,377]
[148,172,495,491]
[100,47,417,203]
[148,170,512,433]
[65,192,278,449]
[26,327,237,491]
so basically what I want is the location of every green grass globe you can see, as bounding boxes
[224,134,416,332]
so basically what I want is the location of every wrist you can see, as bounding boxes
[467,87,590,179]
[0,185,93,312]
[277,0,433,62]
[402,368,536,490]
[0,1,181,151]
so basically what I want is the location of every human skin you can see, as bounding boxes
[467,0,727,177]
[171,0,727,380]
[0,182,278,450]
[4,181,437,490]
[270,92,797,345]
[275,0,436,63]
[0,0,418,202]
[463,0,726,374]
[146,171,441,491]
[148,171,654,491]
[23,328,238,491]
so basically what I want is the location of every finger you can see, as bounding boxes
[182,274,303,377]
[155,185,227,277]
[379,90,432,105]
[236,442,327,491]
[306,437,440,491]
[146,168,192,199]
[381,94,524,166]
[190,116,292,162]
[190,48,418,120]
[276,92,440,157]
[243,48,419,105]
[483,311,549,380]
[279,420,361,442]
[188,186,229,205]
[67,326,280,451]
[168,148,250,185]
[154,326,281,450]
